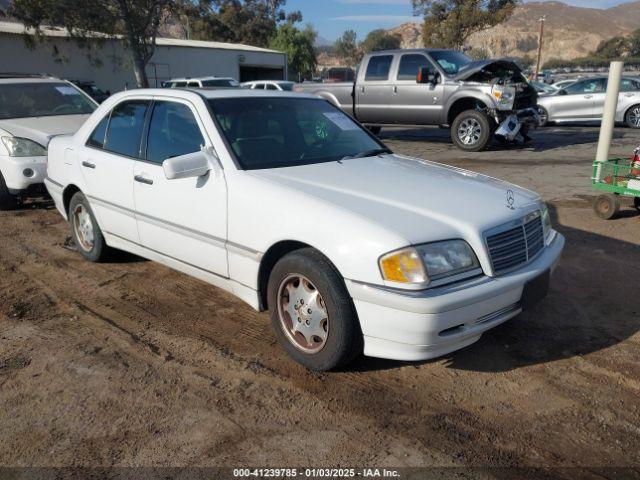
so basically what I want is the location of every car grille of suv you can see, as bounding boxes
[486,213,544,275]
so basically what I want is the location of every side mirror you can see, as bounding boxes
[163,150,211,180]
[417,67,438,85]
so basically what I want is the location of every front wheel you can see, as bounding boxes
[451,110,492,152]
[0,171,18,210]
[594,194,620,220]
[267,248,362,371]
[537,106,549,127]
[68,191,109,262]
[625,105,640,129]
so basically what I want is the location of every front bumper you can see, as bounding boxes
[495,108,541,141]
[0,154,47,192]
[346,231,565,362]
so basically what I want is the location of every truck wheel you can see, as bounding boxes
[367,126,382,135]
[267,248,362,371]
[625,105,640,129]
[0,171,18,210]
[451,110,492,152]
[594,194,620,220]
[68,191,109,262]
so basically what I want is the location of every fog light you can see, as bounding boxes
[23,168,34,178]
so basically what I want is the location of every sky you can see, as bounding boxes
[284,0,637,43]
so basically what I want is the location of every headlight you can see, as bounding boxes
[1,136,46,157]
[492,85,516,111]
[380,240,480,287]
[541,204,553,244]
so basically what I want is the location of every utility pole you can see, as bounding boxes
[535,15,546,82]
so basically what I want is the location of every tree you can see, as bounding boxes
[411,0,520,49]
[334,29,360,67]
[10,0,174,87]
[269,22,317,81]
[360,29,401,54]
[179,0,301,48]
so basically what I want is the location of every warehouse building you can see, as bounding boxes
[0,21,287,92]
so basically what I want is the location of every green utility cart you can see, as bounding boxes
[592,158,640,219]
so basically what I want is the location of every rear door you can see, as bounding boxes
[355,54,394,124]
[132,98,228,277]
[388,53,444,124]
[80,99,150,242]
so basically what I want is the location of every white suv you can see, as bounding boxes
[45,88,564,371]
[163,77,240,89]
[0,75,97,209]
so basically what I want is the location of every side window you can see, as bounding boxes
[173,82,187,88]
[86,113,110,149]
[621,79,640,92]
[104,100,149,158]
[565,79,605,95]
[187,81,199,88]
[266,83,279,90]
[397,54,431,81]
[364,55,393,81]
[255,83,266,90]
[146,101,205,164]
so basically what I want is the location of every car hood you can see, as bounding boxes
[0,114,90,146]
[251,154,541,244]
[453,59,523,81]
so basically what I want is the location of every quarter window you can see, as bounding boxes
[86,114,110,149]
[397,54,432,81]
[365,55,393,81]
[146,101,205,164]
[104,100,149,158]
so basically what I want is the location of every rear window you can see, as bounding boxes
[0,82,96,120]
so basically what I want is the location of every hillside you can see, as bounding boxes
[388,0,640,63]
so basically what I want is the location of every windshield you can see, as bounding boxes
[0,82,96,120]
[209,97,390,170]
[201,79,240,88]
[429,51,472,75]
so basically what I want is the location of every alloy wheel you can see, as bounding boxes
[458,118,482,146]
[73,204,94,252]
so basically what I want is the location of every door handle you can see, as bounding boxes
[584,95,593,99]
[393,85,398,94]
[361,86,365,93]
[134,175,153,185]
[82,161,96,169]
[624,93,635,97]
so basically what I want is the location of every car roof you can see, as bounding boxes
[0,77,68,84]
[109,88,319,101]
[244,80,294,84]
[167,76,236,82]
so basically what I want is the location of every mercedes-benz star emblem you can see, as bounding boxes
[506,190,515,210]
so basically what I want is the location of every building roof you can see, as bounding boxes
[0,21,283,54]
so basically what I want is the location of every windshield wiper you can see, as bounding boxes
[340,148,391,161]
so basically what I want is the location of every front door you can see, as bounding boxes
[554,78,605,121]
[133,99,228,277]
[388,53,444,125]
[80,99,150,243]
[356,54,394,124]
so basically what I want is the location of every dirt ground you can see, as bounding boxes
[1,125,639,477]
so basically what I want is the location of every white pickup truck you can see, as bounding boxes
[45,88,564,371]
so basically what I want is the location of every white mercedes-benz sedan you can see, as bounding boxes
[45,88,564,371]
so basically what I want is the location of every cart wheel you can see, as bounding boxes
[594,194,620,220]
[634,197,640,212]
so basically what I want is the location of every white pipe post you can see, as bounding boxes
[595,61,624,164]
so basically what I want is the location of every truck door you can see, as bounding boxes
[355,54,394,124]
[388,53,444,125]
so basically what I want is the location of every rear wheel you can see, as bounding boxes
[537,106,549,127]
[634,197,640,212]
[451,110,492,152]
[267,248,362,371]
[594,194,620,220]
[68,191,109,262]
[625,105,640,129]
[0,172,18,210]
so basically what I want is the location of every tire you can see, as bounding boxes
[624,105,640,129]
[537,106,549,127]
[594,194,620,220]
[451,110,492,152]
[367,126,382,135]
[68,191,109,262]
[634,197,640,212]
[267,248,362,371]
[0,171,18,210]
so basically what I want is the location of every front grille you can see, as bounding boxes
[486,213,544,275]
